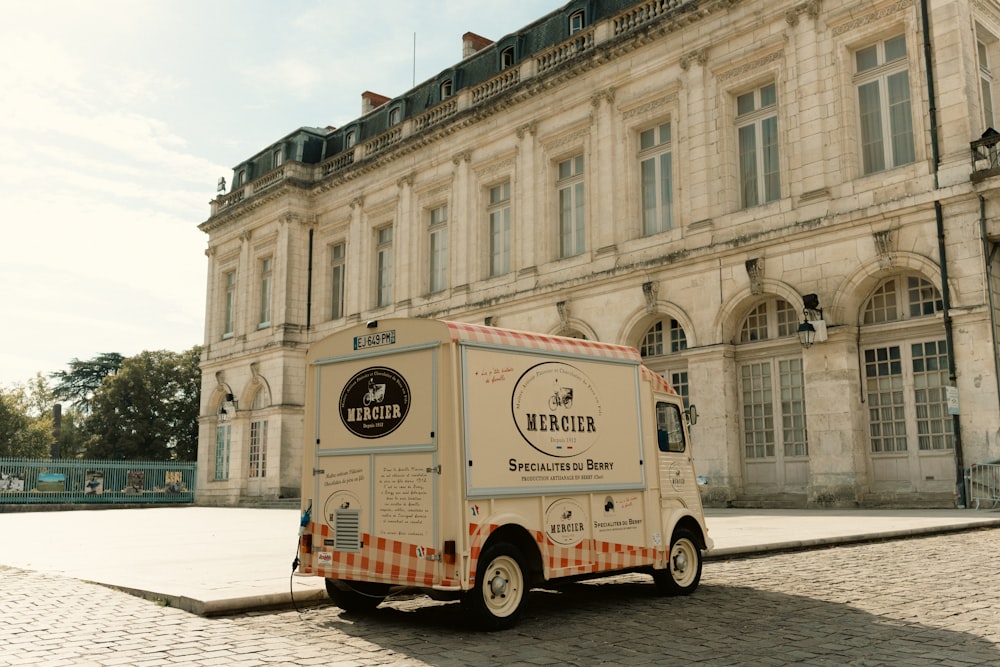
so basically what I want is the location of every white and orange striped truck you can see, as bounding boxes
[297,318,710,630]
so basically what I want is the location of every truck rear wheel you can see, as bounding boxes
[653,528,702,596]
[463,542,528,631]
[325,578,388,613]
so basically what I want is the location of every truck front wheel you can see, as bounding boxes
[325,578,388,613]
[652,528,703,596]
[463,542,528,631]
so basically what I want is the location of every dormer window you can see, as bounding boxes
[501,46,515,69]
[389,107,401,126]
[346,130,356,148]
[440,79,453,99]
[235,169,246,187]
[273,148,283,168]
[569,10,585,34]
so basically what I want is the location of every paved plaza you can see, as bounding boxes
[1,508,999,665]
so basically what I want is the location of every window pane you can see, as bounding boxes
[858,81,886,174]
[887,70,914,166]
[760,84,776,108]
[885,34,907,62]
[856,44,878,72]
[739,124,758,208]
[762,116,781,202]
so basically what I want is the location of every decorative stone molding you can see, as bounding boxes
[745,258,765,295]
[556,300,570,329]
[680,47,708,71]
[249,362,260,385]
[622,93,678,120]
[786,0,821,27]
[873,230,895,269]
[349,196,364,210]
[452,150,472,165]
[717,51,783,82]
[475,156,516,180]
[545,127,591,153]
[642,281,658,313]
[515,121,538,139]
[831,0,908,36]
[590,87,615,108]
[397,173,414,188]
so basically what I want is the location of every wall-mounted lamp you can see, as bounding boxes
[218,392,239,421]
[798,294,828,348]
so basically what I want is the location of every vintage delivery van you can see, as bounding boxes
[297,318,711,630]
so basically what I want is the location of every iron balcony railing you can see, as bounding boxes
[0,458,196,505]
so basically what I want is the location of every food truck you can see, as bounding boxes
[297,318,710,630]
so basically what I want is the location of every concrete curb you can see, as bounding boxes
[705,518,1000,560]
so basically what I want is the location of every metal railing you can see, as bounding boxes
[966,461,1000,510]
[971,130,1000,182]
[0,458,196,505]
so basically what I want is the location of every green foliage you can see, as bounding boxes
[0,386,51,458]
[83,347,201,461]
[50,352,124,413]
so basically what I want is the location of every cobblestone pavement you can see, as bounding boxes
[2,528,998,666]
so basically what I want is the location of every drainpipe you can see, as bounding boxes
[922,0,966,507]
[306,227,314,330]
[982,196,1000,412]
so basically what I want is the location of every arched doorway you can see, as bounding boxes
[734,296,808,495]
[859,275,953,494]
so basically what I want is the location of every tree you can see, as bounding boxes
[50,352,124,414]
[83,347,201,461]
[0,386,51,458]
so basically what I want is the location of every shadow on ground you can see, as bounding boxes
[245,576,1000,666]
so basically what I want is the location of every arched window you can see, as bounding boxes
[863,276,942,324]
[440,79,453,99]
[248,385,270,481]
[345,131,356,149]
[639,318,689,406]
[569,10,585,35]
[739,298,798,342]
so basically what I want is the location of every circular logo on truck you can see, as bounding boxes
[511,362,602,457]
[339,367,410,438]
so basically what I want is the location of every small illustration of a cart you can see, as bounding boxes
[549,386,573,410]
[364,378,386,406]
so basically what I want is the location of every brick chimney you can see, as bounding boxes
[463,32,494,58]
[362,91,391,114]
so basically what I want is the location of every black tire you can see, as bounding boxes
[652,527,703,596]
[462,542,528,631]
[324,578,388,612]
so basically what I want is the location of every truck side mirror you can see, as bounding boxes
[686,404,698,426]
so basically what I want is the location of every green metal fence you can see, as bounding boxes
[0,458,196,505]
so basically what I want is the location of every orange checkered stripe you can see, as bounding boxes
[469,522,659,581]
[641,365,678,395]
[446,320,642,362]
[302,522,438,587]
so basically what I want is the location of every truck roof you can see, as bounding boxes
[444,320,642,362]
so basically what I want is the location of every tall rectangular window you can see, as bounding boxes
[855,34,915,175]
[258,257,272,328]
[249,420,267,478]
[376,226,393,308]
[488,182,511,276]
[639,122,673,235]
[429,205,449,293]
[558,155,585,258]
[980,38,996,131]
[223,271,236,338]
[330,243,346,320]
[737,83,780,208]
[214,424,231,480]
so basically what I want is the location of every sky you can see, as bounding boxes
[0,0,559,388]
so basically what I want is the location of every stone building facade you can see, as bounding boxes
[196,0,1000,507]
